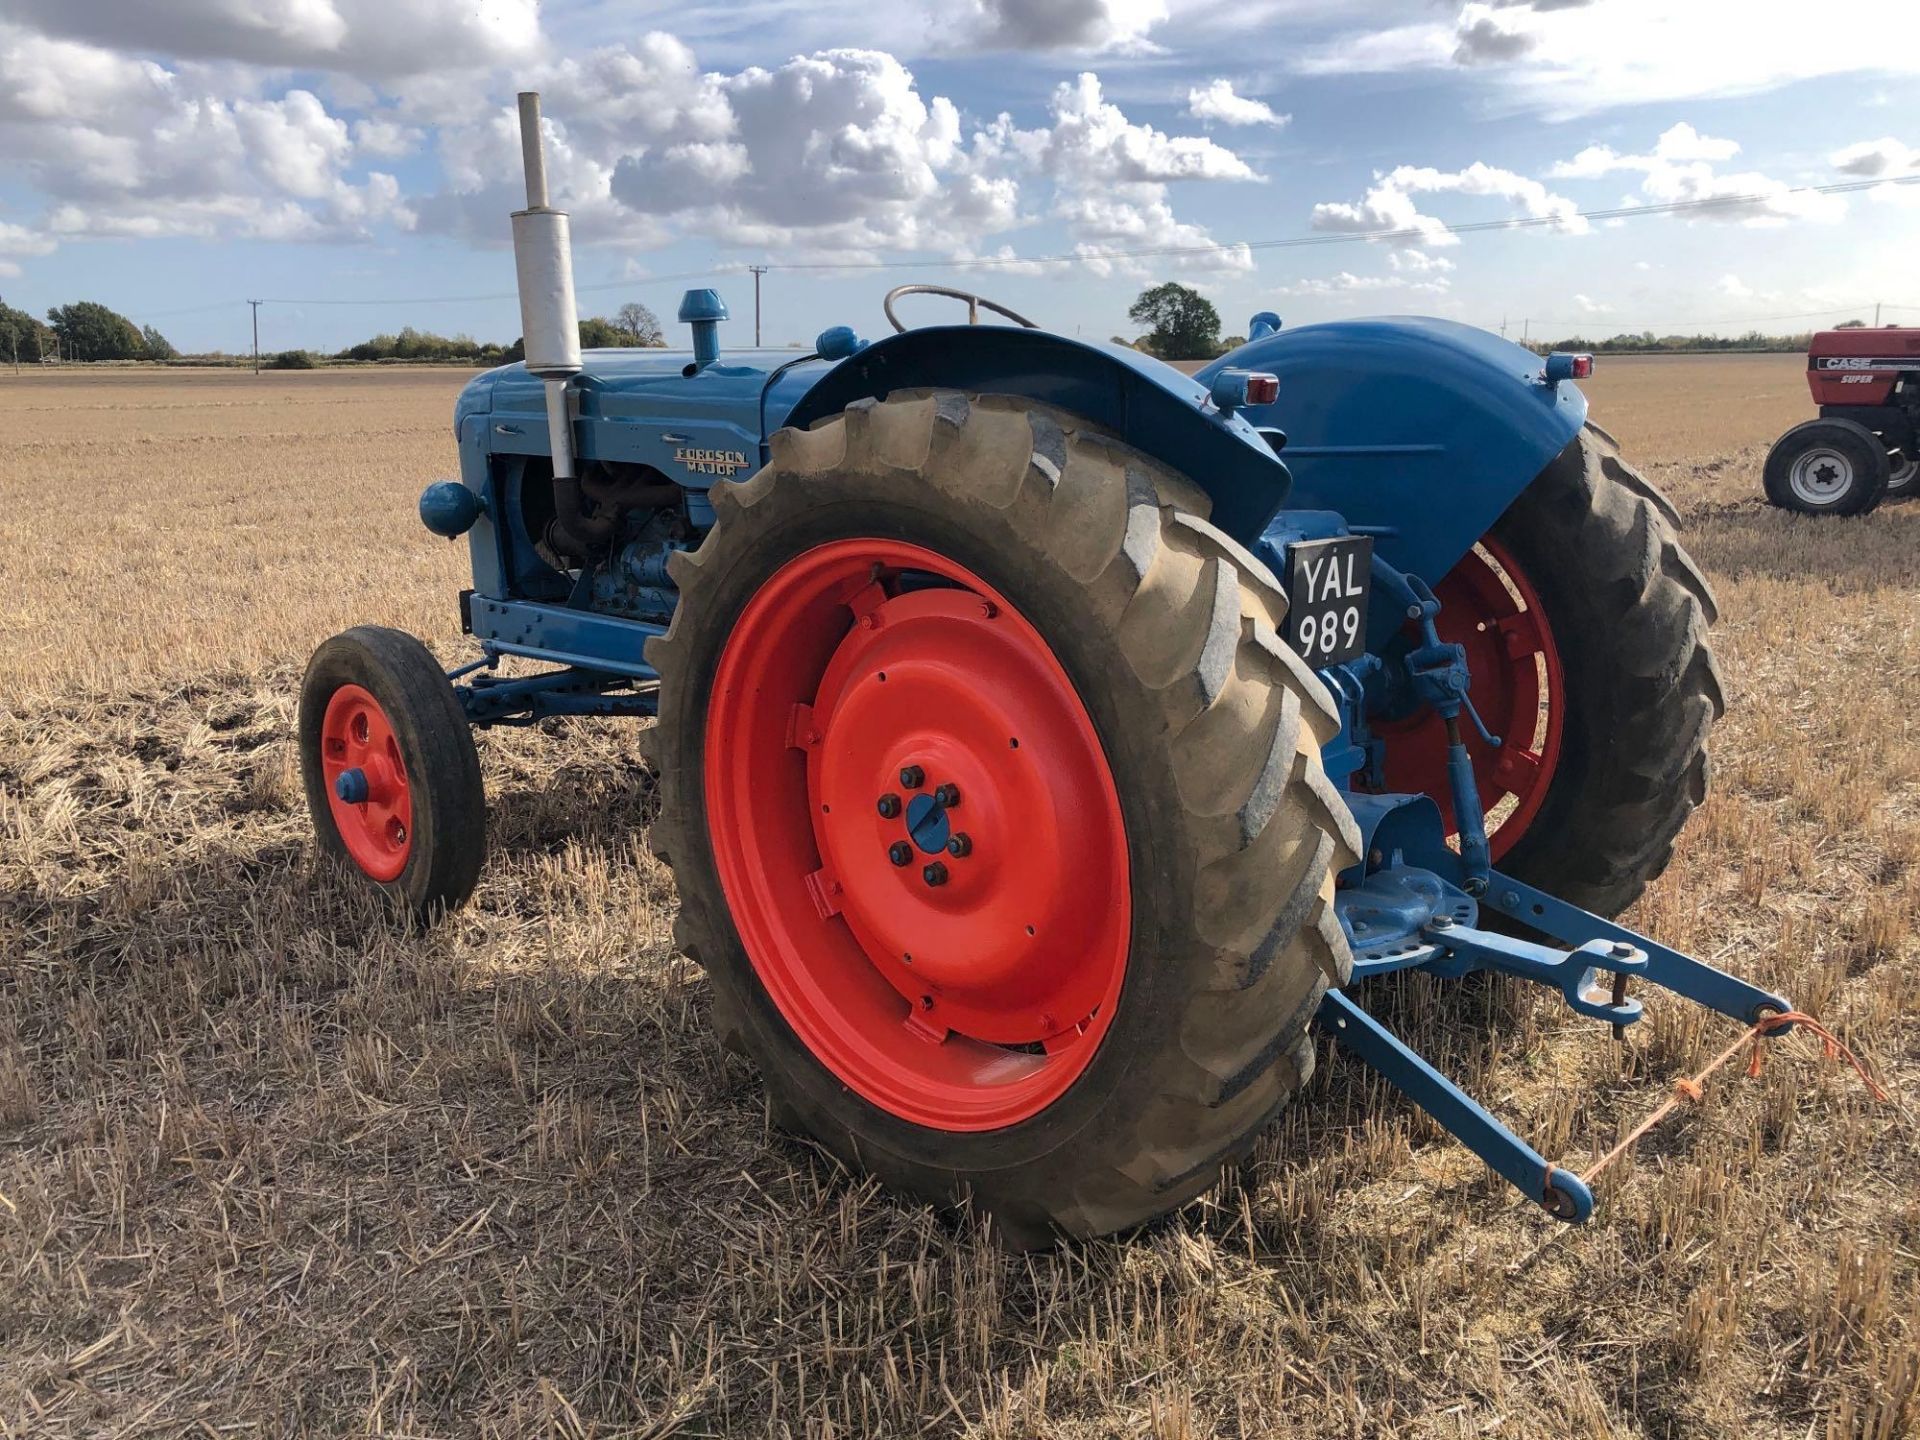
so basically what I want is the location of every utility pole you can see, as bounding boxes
[749,265,768,347]
[249,299,262,374]
[1876,300,1883,326]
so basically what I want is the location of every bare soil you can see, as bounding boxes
[1,356,1915,1438]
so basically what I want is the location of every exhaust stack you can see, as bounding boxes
[511,92,581,484]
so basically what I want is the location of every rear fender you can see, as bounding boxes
[782,327,1295,543]
[1198,317,1588,584]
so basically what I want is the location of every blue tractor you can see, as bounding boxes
[301,95,1784,1246]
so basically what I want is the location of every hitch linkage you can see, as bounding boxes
[1322,870,1792,1223]
[1317,554,1794,1223]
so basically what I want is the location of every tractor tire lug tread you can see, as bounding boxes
[646,389,1353,1246]
[1491,421,1722,917]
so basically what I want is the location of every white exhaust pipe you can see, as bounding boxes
[511,91,581,483]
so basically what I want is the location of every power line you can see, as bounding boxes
[231,172,1920,308]
[255,265,738,308]
[1525,303,1920,332]
[757,173,1920,274]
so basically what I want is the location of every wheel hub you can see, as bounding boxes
[1369,536,1564,860]
[703,539,1130,1128]
[1789,446,1853,505]
[318,683,413,882]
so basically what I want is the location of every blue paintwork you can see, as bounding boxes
[411,300,1796,1224]
[679,288,729,370]
[1199,316,1588,584]
[419,478,486,537]
[782,326,1295,542]
[905,792,953,855]
[1320,990,1593,1222]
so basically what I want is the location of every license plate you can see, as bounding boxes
[1283,535,1373,667]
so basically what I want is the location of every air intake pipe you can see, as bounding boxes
[511,92,600,557]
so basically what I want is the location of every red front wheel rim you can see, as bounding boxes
[319,683,415,882]
[1372,535,1566,860]
[703,539,1131,1131]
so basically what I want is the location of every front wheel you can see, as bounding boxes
[645,391,1358,1246]
[1763,418,1890,515]
[299,626,486,920]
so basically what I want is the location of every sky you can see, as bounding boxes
[2,0,1918,356]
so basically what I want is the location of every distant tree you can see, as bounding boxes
[140,324,178,360]
[1127,282,1221,360]
[47,301,146,361]
[1836,318,1868,329]
[577,316,627,348]
[613,301,665,346]
[267,349,318,369]
[335,328,508,364]
[0,296,53,363]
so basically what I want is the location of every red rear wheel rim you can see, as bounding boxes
[704,539,1131,1130]
[319,683,415,882]
[1372,535,1565,860]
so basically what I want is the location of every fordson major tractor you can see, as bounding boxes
[1765,325,1920,514]
[300,94,1796,1246]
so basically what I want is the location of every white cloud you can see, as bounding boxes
[1832,137,1920,177]
[952,0,1168,52]
[1311,161,1585,247]
[1717,274,1753,299]
[0,24,413,248]
[414,48,1253,276]
[1279,270,1450,297]
[1451,6,1534,65]
[1186,79,1289,128]
[352,116,422,158]
[0,0,538,77]
[1550,123,1845,227]
[1290,2,1920,117]
[1572,292,1606,313]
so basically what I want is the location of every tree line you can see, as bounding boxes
[2,286,1881,369]
[0,296,667,368]
[1,297,176,363]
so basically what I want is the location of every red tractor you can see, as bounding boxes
[1764,327,1920,514]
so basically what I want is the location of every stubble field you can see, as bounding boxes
[1,354,1916,1438]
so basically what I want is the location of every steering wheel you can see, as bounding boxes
[884,284,1039,333]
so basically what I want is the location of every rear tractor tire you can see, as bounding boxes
[299,625,486,921]
[1763,417,1890,516]
[1887,447,1919,502]
[645,391,1359,1246]
[1374,423,1724,920]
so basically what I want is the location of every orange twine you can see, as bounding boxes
[1578,1010,1890,1189]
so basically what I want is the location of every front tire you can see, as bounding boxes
[1763,418,1890,515]
[645,391,1358,1246]
[299,626,486,920]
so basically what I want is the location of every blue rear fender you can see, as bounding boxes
[1198,317,1588,585]
[781,326,1296,544]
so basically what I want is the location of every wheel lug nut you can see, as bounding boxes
[933,783,960,808]
[947,832,972,858]
[922,861,949,887]
[889,841,913,867]
[877,793,902,819]
[899,765,924,789]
